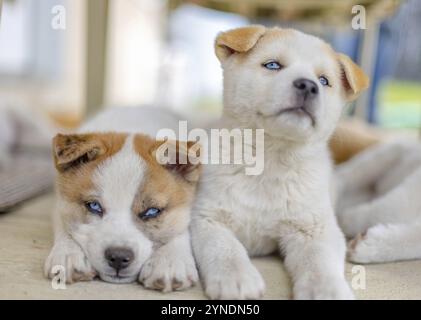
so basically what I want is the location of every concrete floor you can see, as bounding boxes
[1,193,421,300]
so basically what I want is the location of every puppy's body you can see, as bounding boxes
[45,107,200,291]
[336,141,421,263]
[191,26,369,300]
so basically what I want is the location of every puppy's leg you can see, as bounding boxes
[280,217,353,300]
[138,231,198,292]
[336,143,403,197]
[339,167,421,238]
[191,217,265,300]
[44,206,96,283]
[348,222,421,263]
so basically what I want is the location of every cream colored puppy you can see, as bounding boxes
[44,107,200,291]
[190,26,369,300]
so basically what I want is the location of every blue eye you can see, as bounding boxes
[85,201,103,216]
[139,207,162,221]
[319,76,329,86]
[263,61,282,70]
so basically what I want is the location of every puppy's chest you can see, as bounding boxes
[218,162,319,225]
[213,164,319,255]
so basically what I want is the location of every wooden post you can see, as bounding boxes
[85,0,109,116]
[0,0,3,25]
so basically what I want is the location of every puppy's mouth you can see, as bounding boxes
[100,272,137,284]
[258,106,316,127]
[279,106,316,127]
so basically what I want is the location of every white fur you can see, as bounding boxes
[191,28,353,300]
[336,141,421,263]
[139,232,198,292]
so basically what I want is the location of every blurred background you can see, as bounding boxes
[1,0,420,126]
[0,0,420,209]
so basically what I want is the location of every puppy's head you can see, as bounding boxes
[52,133,200,283]
[215,25,369,143]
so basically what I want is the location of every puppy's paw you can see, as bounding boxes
[294,276,354,300]
[204,260,265,300]
[44,239,96,284]
[139,251,198,292]
[347,225,390,264]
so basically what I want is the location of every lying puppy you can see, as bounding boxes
[45,107,200,292]
[191,26,369,299]
[336,141,421,263]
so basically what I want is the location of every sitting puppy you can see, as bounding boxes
[190,26,369,299]
[44,107,200,292]
[336,141,421,264]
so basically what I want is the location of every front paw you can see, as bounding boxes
[294,276,354,300]
[204,260,265,300]
[44,239,97,284]
[138,252,198,292]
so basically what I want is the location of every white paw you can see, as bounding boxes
[347,225,389,264]
[139,251,198,292]
[204,260,265,300]
[44,239,97,283]
[294,275,354,300]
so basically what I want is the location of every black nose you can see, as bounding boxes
[105,247,134,271]
[293,78,319,97]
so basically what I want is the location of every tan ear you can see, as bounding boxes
[152,140,201,183]
[53,133,105,171]
[337,53,370,101]
[215,25,266,62]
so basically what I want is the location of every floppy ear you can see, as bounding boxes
[215,25,266,63]
[152,140,201,183]
[337,53,370,101]
[53,133,106,172]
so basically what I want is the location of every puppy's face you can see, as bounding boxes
[52,133,200,283]
[216,26,369,143]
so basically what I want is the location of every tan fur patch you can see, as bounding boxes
[337,53,370,101]
[54,132,127,205]
[215,25,266,62]
[132,135,199,244]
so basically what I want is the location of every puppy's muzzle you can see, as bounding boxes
[287,78,318,126]
[105,247,134,272]
[293,78,319,99]
[257,78,318,126]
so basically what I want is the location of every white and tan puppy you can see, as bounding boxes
[44,107,200,292]
[190,26,369,299]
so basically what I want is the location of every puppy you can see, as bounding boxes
[336,141,421,263]
[190,26,369,299]
[44,107,200,292]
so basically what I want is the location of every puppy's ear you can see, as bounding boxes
[53,133,105,172]
[152,140,201,183]
[337,53,370,101]
[215,25,266,63]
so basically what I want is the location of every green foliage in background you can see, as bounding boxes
[378,81,421,128]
